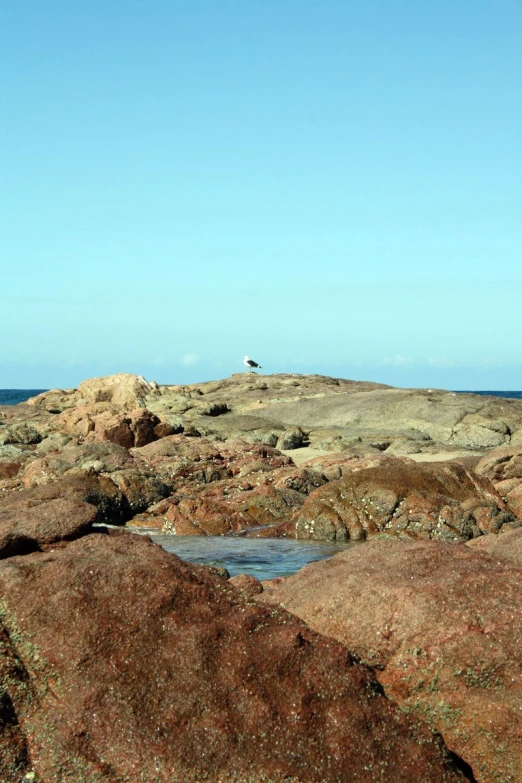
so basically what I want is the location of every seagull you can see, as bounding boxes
[243,356,262,372]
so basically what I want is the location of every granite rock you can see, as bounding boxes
[466,527,522,567]
[21,373,522,456]
[475,446,522,482]
[0,497,97,558]
[0,532,466,783]
[259,537,522,783]
[278,460,515,542]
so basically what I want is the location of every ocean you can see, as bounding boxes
[1,389,522,406]
[0,390,48,406]
[457,391,522,400]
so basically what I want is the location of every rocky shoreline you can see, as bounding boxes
[0,372,521,782]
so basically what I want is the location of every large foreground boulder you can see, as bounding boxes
[0,532,467,783]
[278,460,516,541]
[259,538,522,783]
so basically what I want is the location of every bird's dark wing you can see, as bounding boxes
[248,359,260,367]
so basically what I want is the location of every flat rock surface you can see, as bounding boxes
[258,538,522,783]
[0,532,466,783]
[24,372,522,454]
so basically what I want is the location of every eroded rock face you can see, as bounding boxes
[77,373,160,409]
[19,445,173,522]
[259,538,522,783]
[132,435,294,479]
[0,532,465,783]
[54,405,166,448]
[21,441,135,487]
[1,472,129,523]
[504,483,522,518]
[279,460,516,541]
[300,453,401,481]
[474,447,522,521]
[475,446,522,482]
[151,495,255,535]
[132,439,325,534]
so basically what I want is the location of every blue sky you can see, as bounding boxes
[2,0,521,389]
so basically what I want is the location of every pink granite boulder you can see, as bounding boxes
[259,538,522,783]
[0,532,466,783]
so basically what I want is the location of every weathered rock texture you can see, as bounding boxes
[131,436,319,534]
[23,373,522,455]
[276,459,516,541]
[474,447,522,520]
[28,373,161,411]
[55,404,168,448]
[259,538,522,783]
[0,532,467,783]
[5,375,522,541]
[466,526,522,566]
[475,446,522,482]
[0,497,97,558]
[18,442,172,521]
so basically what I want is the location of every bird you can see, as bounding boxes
[243,356,262,372]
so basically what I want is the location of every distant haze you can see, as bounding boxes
[2,1,521,390]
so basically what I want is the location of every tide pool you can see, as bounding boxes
[128,528,355,580]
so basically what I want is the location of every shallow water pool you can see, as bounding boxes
[127,529,355,580]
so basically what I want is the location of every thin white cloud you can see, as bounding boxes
[181,353,199,365]
[428,357,456,367]
[64,355,84,367]
[380,355,414,366]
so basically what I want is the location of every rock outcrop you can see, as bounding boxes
[17,443,172,522]
[2,372,522,781]
[27,372,161,412]
[55,404,169,447]
[28,372,522,454]
[259,537,522,783]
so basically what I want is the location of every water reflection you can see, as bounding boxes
[128,529,354,580]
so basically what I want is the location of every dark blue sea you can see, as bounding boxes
[0,390,48,405]
[456,391,522,400]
